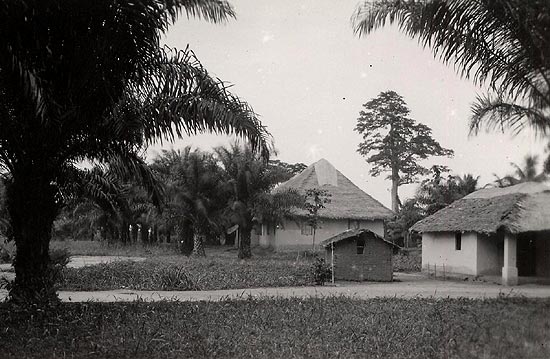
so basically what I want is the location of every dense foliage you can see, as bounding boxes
[54,146,306,260]
[387,167,479,247]
[215,144,304,258]
[0,0,272,303]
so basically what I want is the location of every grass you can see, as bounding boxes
[59,252,313,291]
[50,240,178,257]
[0,297,548,358]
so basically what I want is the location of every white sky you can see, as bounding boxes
[148,0,546,208]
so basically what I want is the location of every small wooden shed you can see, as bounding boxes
[321,228,396,282]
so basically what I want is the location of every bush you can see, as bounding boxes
[0,239,14,263]
[311,257,332,285]
[49,248,71,269]
[393,250,421,272]
[0,247,11,263]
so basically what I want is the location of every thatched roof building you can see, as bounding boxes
[276,159,393,221]
[411,182,550,234]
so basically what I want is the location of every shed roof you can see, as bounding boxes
[320,228,397,248]
[411,182,550,234]
[276,159,393,221]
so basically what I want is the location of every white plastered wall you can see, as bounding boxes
[476,233,503,275]
[422,232,479,275]
[260,218,385,251]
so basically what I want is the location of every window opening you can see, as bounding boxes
[301,222,313,236]
[357,237,365,254]
[455,232,462,250]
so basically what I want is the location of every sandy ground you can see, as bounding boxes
[1,272,550,302]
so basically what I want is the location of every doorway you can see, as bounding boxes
[517,234,537,276]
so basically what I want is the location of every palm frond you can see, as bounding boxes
[125,46,272,160]
[352,0,550,133]
[470,93,550,135]
[168,0,236,23]
[104,152,165,208]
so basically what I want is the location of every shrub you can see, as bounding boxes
[49,248,71,269]
[393,250,421,272]
[0,247,11,263]
[311,257,332,285]
[0,239,14,263]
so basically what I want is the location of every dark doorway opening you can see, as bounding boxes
[517,235,537,276]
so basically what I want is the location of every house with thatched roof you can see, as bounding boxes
[411,182,550,285]
[259,159,393,250]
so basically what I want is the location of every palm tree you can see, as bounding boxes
[493,155,548,187]
[216,144,291,259]
[352,1,550,135]
[172,148,225,257]
[0,1,270,303]
[416,171,479,215]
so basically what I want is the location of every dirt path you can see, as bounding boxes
[0,255,146,281]
[2,274,549,302]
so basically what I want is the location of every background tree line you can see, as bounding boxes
[44,144,307,259]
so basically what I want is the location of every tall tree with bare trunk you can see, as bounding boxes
[355,90,453,212]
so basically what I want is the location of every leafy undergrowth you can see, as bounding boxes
[0,297,548,358]
[393,251,422,272]
[59,255,313,291]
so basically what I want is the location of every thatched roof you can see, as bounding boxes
[276,159,393,220]
[321,228,396,248]
[411,182,550,234]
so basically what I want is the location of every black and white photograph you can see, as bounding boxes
[0,0,549,357]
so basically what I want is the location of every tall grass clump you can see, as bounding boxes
[60,261,198,291]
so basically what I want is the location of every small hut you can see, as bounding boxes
[321,228,396,282]
[411,182,550,285]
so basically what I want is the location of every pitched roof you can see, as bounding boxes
[321,228,396,248]
[276,159,393,220]
[411,182,550,234]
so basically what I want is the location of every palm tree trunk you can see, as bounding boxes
[238,228,252,259]
[192,232,205,257]
[176,222,193,255]
[6,173,59,304]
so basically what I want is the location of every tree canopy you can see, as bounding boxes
[355,90,453,212]
[0,0,271,304]
[388,168,479,247]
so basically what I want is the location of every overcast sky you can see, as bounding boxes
[149,0,546,209]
